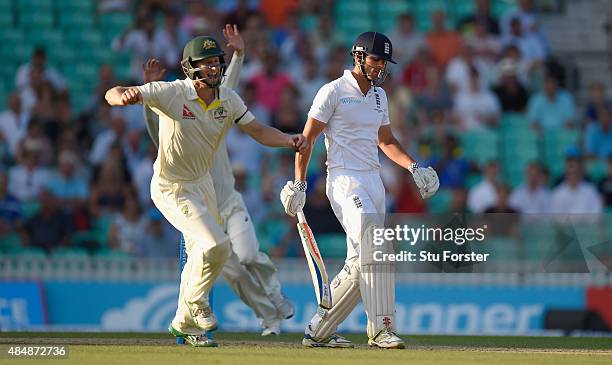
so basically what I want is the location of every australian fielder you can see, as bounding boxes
[142,25,294,336]
[105,34,306,347]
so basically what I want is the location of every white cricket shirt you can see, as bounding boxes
[138,80,254,182]
[308,70,390,171]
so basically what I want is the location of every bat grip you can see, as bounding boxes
[296,209,306,224]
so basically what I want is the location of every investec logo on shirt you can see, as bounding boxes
[340,97,362,105]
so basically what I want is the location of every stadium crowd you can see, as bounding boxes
[0,0,611,259]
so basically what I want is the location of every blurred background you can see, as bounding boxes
[0,0,611,335]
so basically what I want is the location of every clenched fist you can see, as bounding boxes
[121,87,142,105]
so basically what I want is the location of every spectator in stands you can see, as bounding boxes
[458,0,500,35]
[0,92,29,158]
[450,187,470,214]
[585,82,612,123]
[453,66,501,130]
[527,74,576,130]
[427,134,471,189]
[15,120,54,166]
[389,13,425,67]
[0,171,22,240]
[550,154,603,214]
[402,46,433,95]
[497,45,530,86]
[585,107,612,159]
[46,150,88,213]
[410,57,452,113]
[426,10,462,67]
[270,88,303,134]
[493,58,529,112]
[180,1,219,37]
[500,17,546,66]
[8,140,49,202]
[468,160,500,213]
[446,44,489,94]
[395,169,426,213]
[509,162,551,214]
[222,0,259,30]
[597,155,612,208]
[109,191,147,255]
[464,19,501,75]
[139,207,178,258]
[112,14,176,82]
[310,14,344,64]
[89,160,129,218]
[295,57,326,115]
[248,49,294,113]
[15,47,66,92]
[226,127,266,176]
[484,184,517,213]
[21,189,72,253]
[89,111,127,166]
[501,0,548,53]
[86,65,116,114]
[158,10,189,79]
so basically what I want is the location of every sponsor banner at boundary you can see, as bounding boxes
[0,282,46,330]
[27,281,586,334]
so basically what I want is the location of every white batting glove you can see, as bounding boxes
[280,180,307,216]
[409,163,439,199]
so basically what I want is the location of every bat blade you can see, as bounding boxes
[297,212,332,310]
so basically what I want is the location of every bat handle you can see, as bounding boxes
[296,209,306,224]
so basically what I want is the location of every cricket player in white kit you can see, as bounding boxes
[281,32,439,349]
[142,25,294,337]
[105,34,306,347]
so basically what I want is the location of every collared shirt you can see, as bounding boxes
[527,89,576,129]
[550,181,603,214]
[509,184,551,214]
[138,80,254,182]
[308,70,390,172]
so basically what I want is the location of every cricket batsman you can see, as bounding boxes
[280,32,439,348]
[142,25,294,336]
[105,34,306,347]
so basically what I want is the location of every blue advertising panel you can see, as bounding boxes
[37,281,585,335]
[0,282,46,330]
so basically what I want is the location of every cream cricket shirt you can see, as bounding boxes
[138,80,254,182]
[308,70,390,172]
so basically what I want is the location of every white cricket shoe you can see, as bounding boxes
[191,306,218,332]
[261,324,281,336]
[168,325,218,347]
[368,329,406,349]
[302,333,354,348]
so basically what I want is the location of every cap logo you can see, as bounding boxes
[384,42,390,54]
[202,39,216,50]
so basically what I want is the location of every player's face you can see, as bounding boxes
[364,55,386,80]
[193,56,222,84]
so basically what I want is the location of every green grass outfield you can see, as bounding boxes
[1,332,611,365]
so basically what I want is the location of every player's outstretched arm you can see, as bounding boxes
[105,86,142,106]
[238,120,307,152]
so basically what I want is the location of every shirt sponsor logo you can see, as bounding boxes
[182,105,196,120]
[340,97,362,105]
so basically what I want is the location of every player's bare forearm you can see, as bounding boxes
[239,120,306,151]
[295,118,326,181]
[378,124,415,169]
[105,86,142,106]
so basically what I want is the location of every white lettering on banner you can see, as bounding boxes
[0,298,29,328]
[223,301,260,331]
[101,285,177,331]
[446,304,479,333]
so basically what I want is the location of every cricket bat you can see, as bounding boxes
[296,209,332,310]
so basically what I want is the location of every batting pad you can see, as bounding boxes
[309,262,361,340]
[360,263,396,339]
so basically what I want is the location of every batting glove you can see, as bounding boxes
[280,180,307,216]
[409,163,439,199]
